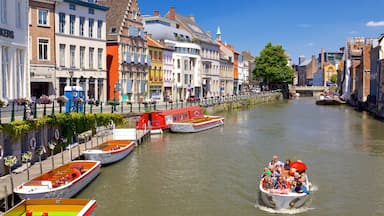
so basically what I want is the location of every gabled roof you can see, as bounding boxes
[165,10,215,44]
[98,0,141,41]
[299,58,312,67]
[146,36,163,49]
[216,40,239,54]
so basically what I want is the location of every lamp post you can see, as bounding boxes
[113,82,120,113]
[69,70,74,112]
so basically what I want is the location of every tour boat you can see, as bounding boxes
[136,106,207,132]
[14,160,101,199]
[258,161,312,209]
[169,116,224,133]
[4,199,97,216]
[316,98,345,105]
[82,140,136,165]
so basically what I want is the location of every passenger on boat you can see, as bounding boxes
[261,167,272,178]
[293,181,310,194]
[262,176,274,189]
[272,166,282,177]
[269,155,284,167]
[284,159,291,170]
[274,176,287,189]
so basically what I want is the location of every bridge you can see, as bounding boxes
[290,86,327,97]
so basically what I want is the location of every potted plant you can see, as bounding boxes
[38,95,52,116]
[0,98,8,124]
[56,96,68,113]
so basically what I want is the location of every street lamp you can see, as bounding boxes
[69,70,74,112]
[113,82,120,113]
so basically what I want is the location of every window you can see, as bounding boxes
[59,44,65,66]
[2,46,9,98]
[16,49,24,97]
[70,45,75,68]
[0,0,7,24]
[132,10,137,20]
[88,0,95,3]
[89,48,94,69]
[79,17,85,36]
[69,4,76,10]
[16,1,22,28]
[80,46,85,68]
[177,73,180,82]
[69,15,75,35]
[110,27,117,33]
[177,59,180,69]
[59,13,65,33]
[97,48,103,69]
[88,8,94,14]
[88,18,94,37]
[38,39,49,60]
[97,20,102,39]
[38,9,48,26]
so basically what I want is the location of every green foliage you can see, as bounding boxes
[0,113,125,140]
[330,74,337,83]
[253,42,295,85]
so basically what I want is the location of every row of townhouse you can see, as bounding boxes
[0,0,109,102]
[140,7,252,102]
[0,0,254,104]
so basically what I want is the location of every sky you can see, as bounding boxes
[139,0,384,64]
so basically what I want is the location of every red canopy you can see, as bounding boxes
[290,161,307,172]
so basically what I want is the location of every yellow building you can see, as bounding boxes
[147,36,164,101]
[324,64,337,85]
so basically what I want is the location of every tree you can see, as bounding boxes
[253,42,295,87]
[330,74,337,83]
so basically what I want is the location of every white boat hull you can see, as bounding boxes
[258,182,311,209]
[170,116,224,133]
[15,161,101,199]
[83,142,135,165]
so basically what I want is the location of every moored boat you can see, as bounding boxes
[14,161,101,199]
[82,140,136,165]
[169,116,224,133]
[4,199,97,216]
[137,106,207,132]
[258,160,312,209]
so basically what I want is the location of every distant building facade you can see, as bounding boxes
[0,0,29,100]
[55,0,108,102]
[99,0,149,103]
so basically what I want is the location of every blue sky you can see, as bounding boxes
[139,0,384,64]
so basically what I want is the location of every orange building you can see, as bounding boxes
[99,0,149,103]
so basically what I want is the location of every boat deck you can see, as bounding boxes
[91,140,135,151]
[5,199,95,216]
[181,116,222,124]
[23,161,96,189]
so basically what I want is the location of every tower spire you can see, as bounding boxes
[216,26,222,41]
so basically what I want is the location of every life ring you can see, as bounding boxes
[70,168,81,179]
[30,138,36,150]
[54,129,60,140]
[289,197,301,208]
[0,145,3,160]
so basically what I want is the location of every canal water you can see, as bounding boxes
[77,98,384,215]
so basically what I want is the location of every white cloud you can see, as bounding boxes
[366,21,384,27]
[307,42,314,46]
[349,30,359,34]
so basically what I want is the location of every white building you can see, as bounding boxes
[0,0,29,100]
[55,0,108,102]
[238,54,245,93]
[165,40,201,101]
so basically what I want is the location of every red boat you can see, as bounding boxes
[136,106,205,132]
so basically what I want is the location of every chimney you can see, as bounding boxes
[154,10,160,16]
[207,31,211,38]
[188,15,195,22]
[169,7,176,20]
